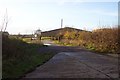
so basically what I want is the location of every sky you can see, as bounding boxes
[0,0,119,34]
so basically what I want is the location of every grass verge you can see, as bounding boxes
[2,36,55,79]
[53,40,117,54]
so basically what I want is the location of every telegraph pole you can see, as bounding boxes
[61,19,63,28]
[58,19,63,42]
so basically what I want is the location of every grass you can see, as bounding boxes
[41,37,52,40]
[22,38,42,44]
[54,40,75,46]
[2,36,55,79]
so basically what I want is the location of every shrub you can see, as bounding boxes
[59,27,119,53]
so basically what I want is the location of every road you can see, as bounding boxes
[23,40,119,79]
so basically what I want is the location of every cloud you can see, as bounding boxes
[55,0,119,4]
[102,12,118,16]
[86,9,118,17]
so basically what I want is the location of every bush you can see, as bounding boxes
[58,27,119,53]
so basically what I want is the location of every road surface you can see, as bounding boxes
[23,40,119,79]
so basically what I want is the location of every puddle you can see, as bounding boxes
[44,43,51,46]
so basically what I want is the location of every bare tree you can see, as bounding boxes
[0,9,9,32]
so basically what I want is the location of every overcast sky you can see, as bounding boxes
[0,0,119,34]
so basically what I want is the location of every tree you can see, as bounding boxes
[64,31,71,40]
[70,31,78,40]
[1,9,9,32]
[34,29,41,40]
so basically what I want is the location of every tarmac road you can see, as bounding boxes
[23,40,119,79]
